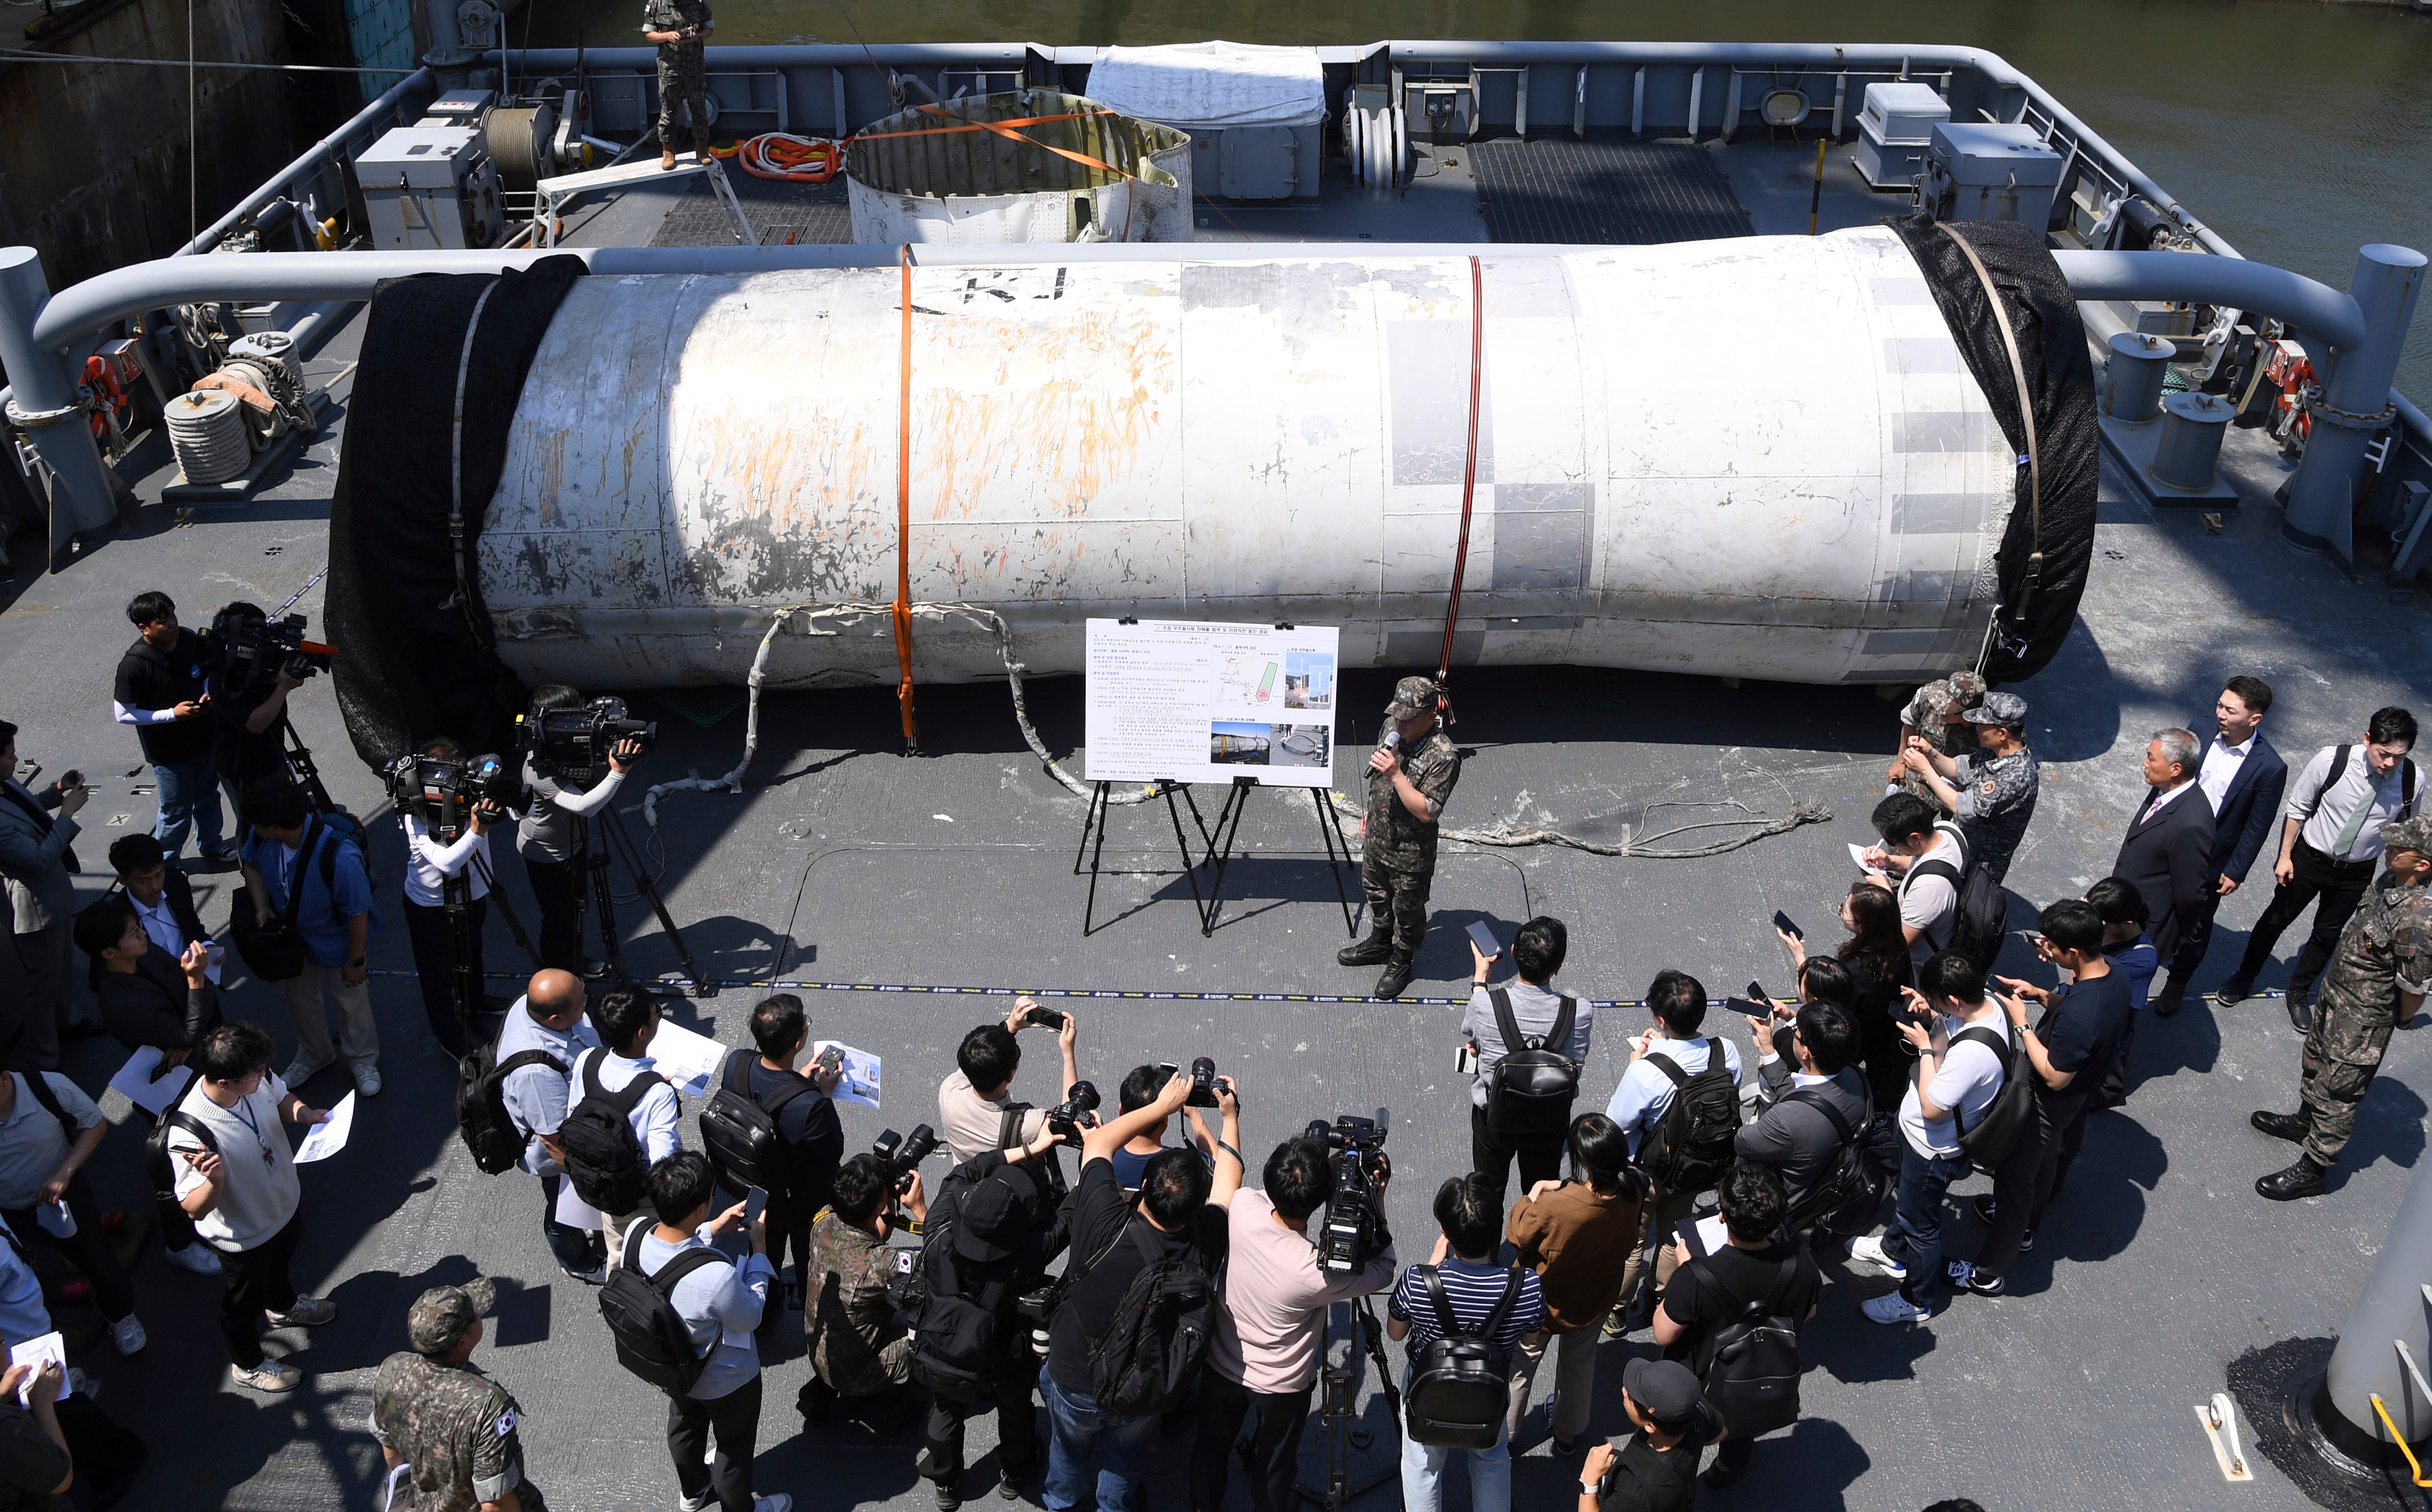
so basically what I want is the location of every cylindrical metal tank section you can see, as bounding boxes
[477,226,2017,691]
[846,91,1192,245]
[2153,391,2234,490]
[2102,329,2175,421]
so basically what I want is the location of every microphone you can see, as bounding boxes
[1382,731,1402,751]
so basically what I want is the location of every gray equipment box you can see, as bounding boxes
[358,125,504,250]
[1188,123,1318,201]
[1854,81,1948,189]
[417,88,496,127]
[1921,121,2064,227]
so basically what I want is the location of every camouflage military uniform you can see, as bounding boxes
[807,1211,912,1398]
[1896,672,1988,803]
[644,0,712,149]
[371,1351,537,1512]
[1363,724,1462,955]
[2297,874,2432,1166]
[1948,746,2040,883]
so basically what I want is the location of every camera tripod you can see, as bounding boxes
[1290,1295,1401,1511]
[437,845,544,1046]
[570,804,709,997]
[278,712,336,815]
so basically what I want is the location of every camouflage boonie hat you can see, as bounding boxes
[407,1277,497,1355]
[1947,671,1989,705]
[2380,814,2432,859]
[1384,676,1440,720]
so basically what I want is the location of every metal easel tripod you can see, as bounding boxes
[571,804,710,997]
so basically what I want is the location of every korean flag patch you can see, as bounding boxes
[496,1407,517,1437]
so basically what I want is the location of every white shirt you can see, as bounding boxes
[571,1047,681,1168]
[2288,745,2419,863]
[403,814,491,906]
[2198,733,2253,813]
[167,1074,302,1252]
[131,890,220,984]
[1898,1012,2010,1158]
[2140,779,2198,820]
[1897,828,1966,967]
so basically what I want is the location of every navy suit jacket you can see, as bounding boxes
[2188,723,2289,885]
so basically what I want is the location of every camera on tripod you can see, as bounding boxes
[386,749,523,842]
[207,605,336,687]
[870,1124,940,1194]
[1044,1081,1101,1145]
[1305,1110,1391,1275]
[519,695,656,785]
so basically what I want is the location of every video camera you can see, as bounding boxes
[1306,1110,1391,1275]
[385,749,523,841]
[518,695,656,785]
[871,1124,941,1194]
[1044,1081,1101,1145]
[207,605,337,689]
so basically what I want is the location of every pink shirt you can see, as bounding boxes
[1205,1188,1397,1393]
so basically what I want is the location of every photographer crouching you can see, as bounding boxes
[517,686,648,974]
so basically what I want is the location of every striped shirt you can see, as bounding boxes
[1389,1258,1544,1360]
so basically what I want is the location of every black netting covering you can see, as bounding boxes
[1889,213,2099,684]
[326,257,586,775]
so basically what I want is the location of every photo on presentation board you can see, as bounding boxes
[1210,721,1273,765]
[1270,724,1331,769]
[1283,650,1335,710]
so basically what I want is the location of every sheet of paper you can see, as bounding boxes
[648,1020,729,1098]
[293,1092,356,1164]
[1673,1213,1730,1262]
[9,1334,69,1403]
[1848,841,1889,882]
[108,1047,191,1117]
[554,1178,603,1231]
[810,1041,882,1110]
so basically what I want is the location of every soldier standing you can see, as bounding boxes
[1887,671,1988,803]
[372,1280,546,1512]
[642,0,714,170]
[2251,814,2432,1201]
[1337,676,1463,1000]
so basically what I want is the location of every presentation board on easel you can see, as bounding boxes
[1083,619,1341,788]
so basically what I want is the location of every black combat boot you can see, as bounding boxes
[1372,952,1416,1000]
[1337,929,1394,967]
[2256,1156,2329,1201]
[2249,1109,2307,1143]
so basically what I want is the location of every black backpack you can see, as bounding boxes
[557,1052,665,1214]
[902,1174,1020,1395]
[1777,1085,1890,1239]
[599,1225,726,1396]
[1698,1256,1807,1440]
[143,1070,212,1254]
[456,1040,567,1175]
[1906,823,2007,973]
[1484,990,1581,1141]
[700,1048,818,1197]
[1951,1023,2035,1168]
[1402,1267,1525,1449]
[1084,1227,1215,1418]
[1638,1048,1741,1195]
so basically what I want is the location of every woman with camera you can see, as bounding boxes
[1775,881,1913,1114]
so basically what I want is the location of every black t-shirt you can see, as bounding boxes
[1596,1433,1699,1512]
[114,630,216,765]
[745,1060,843,1215]
[1658,1240,1821,1377]
[1045,1157,1226,1395]
[209,674,290,788]
[2037,972,2133,1108]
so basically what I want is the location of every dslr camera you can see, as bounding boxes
[519,694,656,786]
[207,604,337,689]
[386,749,523,842]
[1305,1111,1392,1275]
[1044,1081,1101,1145]
[1185,1057,1222,1109]
[871,1124,940,1195]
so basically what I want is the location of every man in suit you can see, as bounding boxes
[2111,728,2217,963]
[86,833,224,1053]
[1735,999,1872,1227]
[2155,678,2288,1016]
[0,720,98,1070]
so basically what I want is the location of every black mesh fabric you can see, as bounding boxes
[1888,213,2098,684]
[326,257,587,776]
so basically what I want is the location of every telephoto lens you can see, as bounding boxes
[1187,1057,1220,1108]
[1046,1081,1101,1142]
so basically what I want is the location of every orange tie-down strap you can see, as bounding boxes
[1433,255,1485,726]
[895,243,919,754]
[848,105,1137,183]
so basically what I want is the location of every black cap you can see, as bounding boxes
[953,1165,1038,1262]
[1622,1357,1704,1433]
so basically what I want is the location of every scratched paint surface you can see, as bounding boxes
[480,227,2010,688]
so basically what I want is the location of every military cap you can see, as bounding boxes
[1384,676,1440,720]
[1965,690,2029,727]
[1947,671,1989,703]
[407,1277,497,1356]
[2380,814,2432,860]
